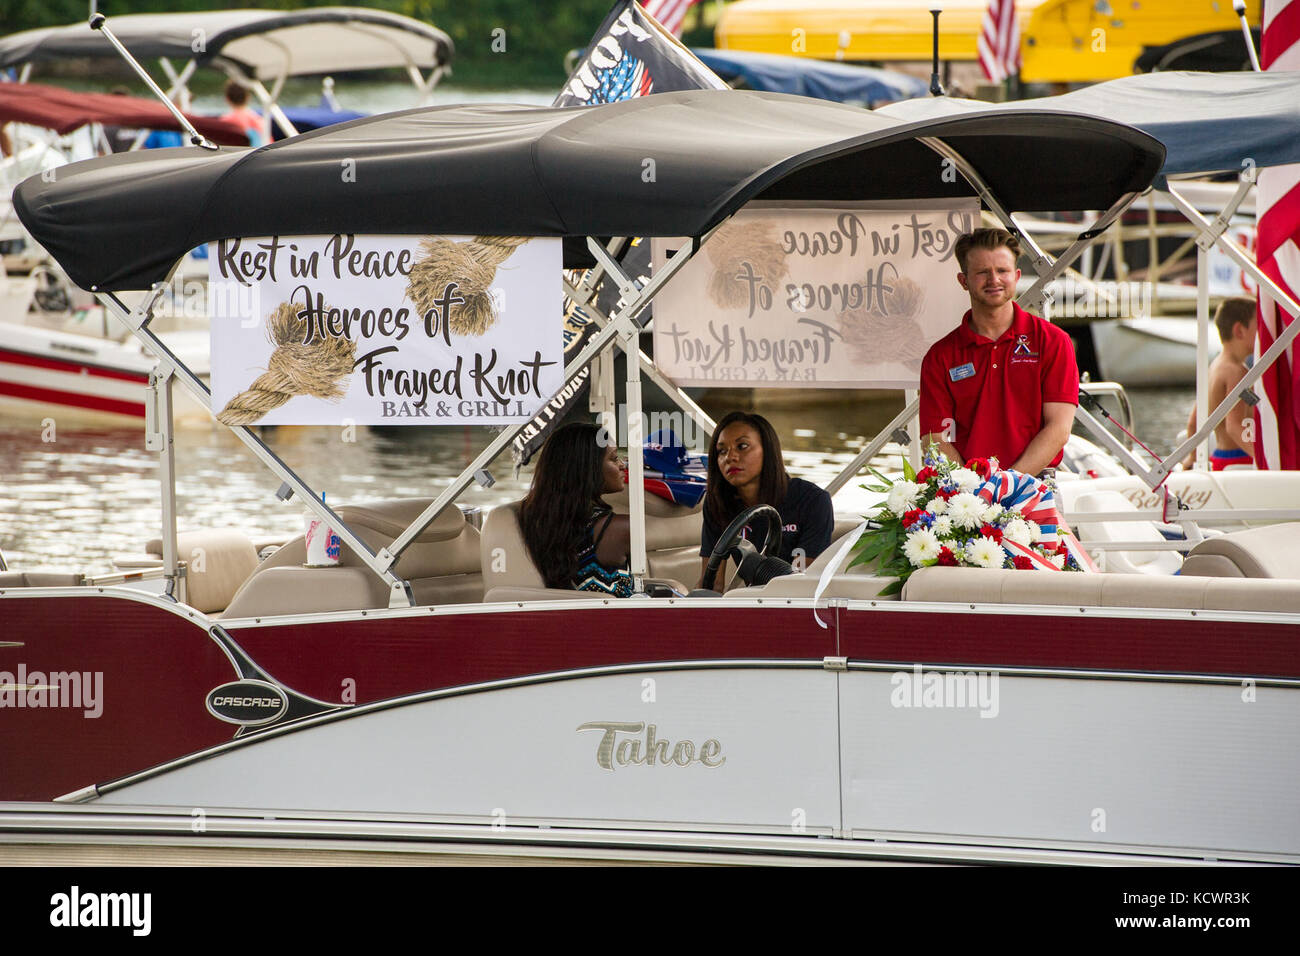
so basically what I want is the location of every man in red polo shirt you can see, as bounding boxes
[919,228,1078,474]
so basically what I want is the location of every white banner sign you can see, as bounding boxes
[652,201,980,388]
[209,234,563,425]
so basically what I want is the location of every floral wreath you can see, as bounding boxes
[850,444,1084,595]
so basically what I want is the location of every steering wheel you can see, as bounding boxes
[701,504,783,592]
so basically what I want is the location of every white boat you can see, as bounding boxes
[0,9,454,425]
[0,320,210,424]
[2,79,1299,865]
[1090,315,1224,386]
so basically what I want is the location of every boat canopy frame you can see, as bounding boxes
[1,9,455,141]
[19,89,1171,605]
[877,71,1300,497]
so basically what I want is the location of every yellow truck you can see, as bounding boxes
[715,0,1261,83]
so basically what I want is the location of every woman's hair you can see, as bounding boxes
[518,421,613,589]
[703,411,790,531]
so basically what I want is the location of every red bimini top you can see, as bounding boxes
[0,82,248,146]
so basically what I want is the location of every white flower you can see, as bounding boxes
[947,492,986,530]
[902,528,941,567]
[981,502,1004,523]
[1049,553,1066,570]
[885,480,922,515]
[926,496,948,515]
[1003,517,1034,546]
[932,515,953,537]
[966,535,1006,569]
[1027,521,1042,544]
[949,468,981,493]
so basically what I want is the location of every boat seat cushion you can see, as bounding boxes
[336,498,466,543]
[221,566,386,619]
[1179,522,1300,579]
[903,565,1300,612]
[483,585,608,603]
[481,495,706,598]
[224,500,483,617]
[147,528,259,614]
[1175,553,1243,578]
[1069,490,1182,575]
[729,571,901,601]
[0,572,84,588]
[480,501,545,591]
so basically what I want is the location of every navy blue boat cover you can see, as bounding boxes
[692,48,927,104]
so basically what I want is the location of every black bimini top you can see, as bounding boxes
[0,8,452,80]
[15,89,1164,292]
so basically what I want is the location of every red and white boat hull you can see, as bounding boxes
[4,588,1297,862]
[0,323,208,424]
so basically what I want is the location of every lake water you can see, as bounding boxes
[0,385,1192,574]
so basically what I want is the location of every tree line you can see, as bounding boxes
[1,0,669,86]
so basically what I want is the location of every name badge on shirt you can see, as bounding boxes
[948,362,976,382]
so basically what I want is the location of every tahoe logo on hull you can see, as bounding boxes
[577,721,725,771]
[206,680,288,726]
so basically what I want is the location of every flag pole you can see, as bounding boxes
[1234,0,1262,72]
[929,5,945,96]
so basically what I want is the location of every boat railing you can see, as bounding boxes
[1015,183,1254,301]
[47,80,1298,606]
[82,566,169,588]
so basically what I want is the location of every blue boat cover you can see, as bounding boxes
[878,71,1300,181]
[692,48,927,105]
[272,106,368,139]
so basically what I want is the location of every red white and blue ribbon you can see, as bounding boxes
[974,468,1060,549]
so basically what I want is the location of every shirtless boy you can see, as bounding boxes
[1184,296,1257,470]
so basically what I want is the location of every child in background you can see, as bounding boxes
[1183,297,1257,470]
[220,80,266,147]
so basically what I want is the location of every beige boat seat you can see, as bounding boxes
[144,528,260,615]
[0,571,85,589]
[1179,522,1300,579]
[222,499,481,618]
[480,491,704,603]
[1068,490,1182,575]
[902,565,1300,613]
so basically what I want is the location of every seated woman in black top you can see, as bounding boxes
[698,411,834,587]
[518,422,634,597]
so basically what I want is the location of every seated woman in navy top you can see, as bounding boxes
[698,411,834,587]
[519,421,634,597]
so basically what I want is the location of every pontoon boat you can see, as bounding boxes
[2,83,1298,865]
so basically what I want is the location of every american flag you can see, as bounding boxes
[1255,0,1300,469]
[639,0,699,38]
[594,54,653,102]
[978,0,1021,84]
